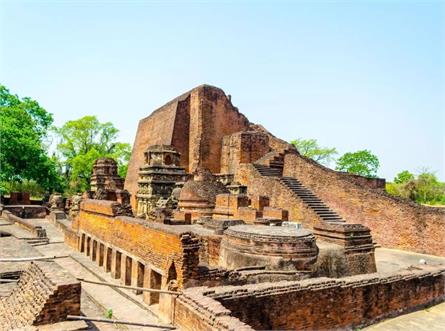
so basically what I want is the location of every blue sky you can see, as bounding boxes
[1,0,444,180]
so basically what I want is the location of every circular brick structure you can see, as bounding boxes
[178,168,228,220]
[220,225,318,271]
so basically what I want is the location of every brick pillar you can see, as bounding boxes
[143,267,151,304]
[78,233,84,252]
[89,238,95,259]
[131,261,139,294]
[120,254,127,285]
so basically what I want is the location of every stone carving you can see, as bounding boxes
[136,145,187,219]
[48,193,64,211]
[68,193,83,218]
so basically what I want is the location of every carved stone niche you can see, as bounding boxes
[145,144,181,167]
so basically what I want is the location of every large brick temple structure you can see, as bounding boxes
[1,84,444,330]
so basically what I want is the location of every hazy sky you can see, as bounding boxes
[1,0,444,180]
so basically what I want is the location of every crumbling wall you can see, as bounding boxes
[174,292,253,331]
[174,264,445,331]
[0,261,80,329]
[187,85,250,173]
[2,210,47,238]
[78,199,200,287]
[220,131,270,175]
[283,153,445,256]
[3,205,47,218]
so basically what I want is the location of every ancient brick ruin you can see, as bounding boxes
[1,84,444,330]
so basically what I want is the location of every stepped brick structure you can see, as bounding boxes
[90,157,124,192]
[8,85,441,330]
[0,262,80,330]
[125,85,251,208]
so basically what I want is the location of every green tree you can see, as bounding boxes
[0,85,63,193]
[413,171,445,205]
[335,150,380,178]
[56,116,131,192]
[386,170,445,205]
[394,170,414,184]
[290,138,337,166]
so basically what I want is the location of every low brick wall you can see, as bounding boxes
[0,261,80,329]
[54,218,78,249]
[2,210,47,238]
[174,264,445,330]
[174,292,254,331]
[283,154,445,256]
[3,205,47,218]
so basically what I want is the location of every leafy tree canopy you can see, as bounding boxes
[290,138,337,166]
[393,170,414,184]
[0,85,63,193]
[386,170,445,205]
[335,150,380,178]
[56,116,131,193]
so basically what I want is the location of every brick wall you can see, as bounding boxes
[174,264,445,331]
[220,131,270,174]
[174,291,254,331]
[3,205,47,218]
[171,94,191,169]
[124,94,179,208]
[0,261,80,329]
[2,210,47,238]
[188,85,250,173]
[283,154,445,256]
[78,199,200,287]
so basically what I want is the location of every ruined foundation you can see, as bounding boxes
[1,84,444,331]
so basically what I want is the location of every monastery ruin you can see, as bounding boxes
[1,84,444,330]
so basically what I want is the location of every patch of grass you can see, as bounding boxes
[105,308,113,319]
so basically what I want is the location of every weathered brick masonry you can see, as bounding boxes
[174,264,445,331]
[235,163,321,228]
[2,210,47,238]
[0,261,80,329]
[77,199,201,287]
[283,153,445,256]
[125,85,250,208]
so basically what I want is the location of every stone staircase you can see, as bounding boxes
[253,162,346,224]
[268,152,285,171]
[254,164,283,177]
[280,177,345,224]
[252,158,376,272]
